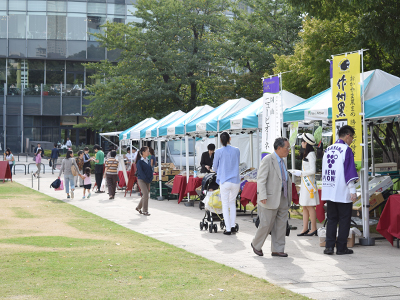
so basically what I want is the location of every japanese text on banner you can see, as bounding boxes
[262,93,282,156]
[332,53,362,167]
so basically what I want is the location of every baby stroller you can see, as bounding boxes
[198,173,219,210]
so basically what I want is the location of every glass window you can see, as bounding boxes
[88,0,106,3]
[0,2,6,10]
[107,4,125,15]
[9,12,27,39]
[24,116,42,127]
[67,14,86,40]
[68,2,87,13]
[67,41,86,60]
[66,61,84,85]
[9,1,27,11]
[107,48,122,62]
[87,15,106,41]
[7,59,23,91]
[87,41,105,61]
[47,14,66,40]
[108,0,126,4]
[47,40,66,59]
[9,39,26,57]
[88,3,106,14]
[42,116,60,127]
[24,127,41,141]
[126,5,137,16]
[108,16,124,24]
[0,58,5,68]
[27,39,47,58]
[27,60,45,85]
[46,60,65,84]
[47,1,67,13]
[28,1,47,12]
[0,13,7,38]
[27,13,47,39]
[0,39,6,57]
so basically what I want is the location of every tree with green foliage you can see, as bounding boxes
[227,0,302,100]
[83,0,235,131]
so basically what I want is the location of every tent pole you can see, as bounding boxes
[250,133,253,168]
[185,135,190,203]
[257,129,260,167]
[158,139,164,200]
[359,49,374,246]
[370,123,375,176]
[180,138,183,170]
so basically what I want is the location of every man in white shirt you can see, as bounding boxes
[66,138,72,148]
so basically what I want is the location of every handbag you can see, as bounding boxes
[71,164,78,176]
[254,216,291,237]
[55,180,64,191]
[100,178,106,192]
[49,159,52,167]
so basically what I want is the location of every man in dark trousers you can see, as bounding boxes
[200,143,215,173]
[34,143,44,158]
[321,125,358,255]
[93,144,105,193]
[50,144,60,170]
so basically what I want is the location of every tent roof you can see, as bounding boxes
[100,131,122,137]
[219,90,304,132]
[140,110,186,139]
[119,118,158,141]
[186,98,251,135]
[158,105,214,137]
[283,69,400,124]
[365,84,400,122]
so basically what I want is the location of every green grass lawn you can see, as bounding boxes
[0,182,307,299]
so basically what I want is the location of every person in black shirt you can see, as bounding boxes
[200,143,215,173]
[50,144,60,170]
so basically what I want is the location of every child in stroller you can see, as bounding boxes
[199,173,239,233]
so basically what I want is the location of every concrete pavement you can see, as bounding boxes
[11,165,400,300]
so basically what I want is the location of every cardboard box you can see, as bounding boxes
[152,175,168,182]
[319,234,355,248]
[374,162,397,173]
[154,167,159,172]
[171,169,181,175]
[164,169,172,175]
[353,192,385,212]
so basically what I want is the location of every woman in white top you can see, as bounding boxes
[4,148,15,175]
[295,133,320,236]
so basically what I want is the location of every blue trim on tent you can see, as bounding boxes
[365,84,400,119]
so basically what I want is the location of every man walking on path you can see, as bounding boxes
[251,137,292,258]
[321,125,358,255]
[50,144,60,170]
[93,145,104,193]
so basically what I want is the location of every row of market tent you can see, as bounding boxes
[101,69,400,200]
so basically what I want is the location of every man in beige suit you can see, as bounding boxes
[251,137,292,257]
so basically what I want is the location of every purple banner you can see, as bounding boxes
[263,76,280,94]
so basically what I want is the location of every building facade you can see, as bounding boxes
[0,0,138,153]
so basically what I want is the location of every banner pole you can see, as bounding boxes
[359,49,374,246]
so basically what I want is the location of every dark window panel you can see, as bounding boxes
[28,60,44,70]
[0,39,6,57]
[24,127,41,142]
[47,40,66,59]
[27,39,47,58]
[107,4,125,15]
[87,41,105,61]
[87,15,106,41]
[67,41,86,60]
[42,116,60,127]
[46,60,65,72]
[23,98,41,115]
[43,96,61,115]
[107,48,122,62]
[63,97,81,115]
[66,72,84,85]
[9,39,27,58]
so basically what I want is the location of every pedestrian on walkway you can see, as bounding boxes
[50,144,60,170]
[83,147,91,171]
[3,148,15,177]
[79,167,92,199]
[104,150,119,200]
[34,149,43,178]
[251,137,292,257]
[58,150,79,199]
[74,150,84,188]
[321,125,358,255]
[212,132,240,235]
[93,145,105,193]
[292,133,320,237]
[135,147,153,216]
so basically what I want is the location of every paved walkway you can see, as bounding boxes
[11,165,400,300]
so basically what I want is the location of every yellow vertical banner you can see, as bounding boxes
[332,53,362,168]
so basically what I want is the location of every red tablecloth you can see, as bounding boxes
[184,177,202,195]
[240,182,300,207]
[0,161,12,181]
[240,182,257,207]
[172,175,198,203]
[377,194,400,246]
[316,190,326,223]
[118,171,131,187]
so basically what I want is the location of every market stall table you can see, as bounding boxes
[118,170,131,188]
[377,194,400,247]
[184,176,202,196]
[316,190,326,223]
[171,175,199,204]
[0,161,12,182]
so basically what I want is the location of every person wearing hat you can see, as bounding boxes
[292,132,320,236]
